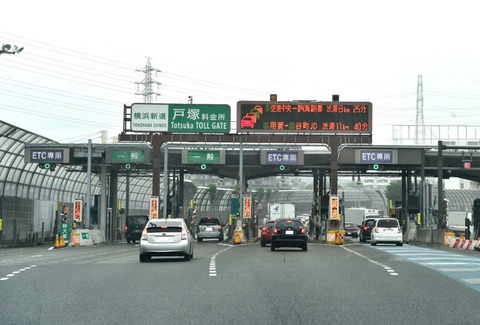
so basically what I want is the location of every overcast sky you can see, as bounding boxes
[1,0,480,144]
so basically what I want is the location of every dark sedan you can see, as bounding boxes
[344,222,359,238]
[359,218,377,242]
[271,218,308,251]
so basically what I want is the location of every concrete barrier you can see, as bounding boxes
[73,229,106,246]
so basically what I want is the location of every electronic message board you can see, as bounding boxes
[237,101,372,134]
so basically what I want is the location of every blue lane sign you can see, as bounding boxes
[260,150,304,165]
[360,150,394,163]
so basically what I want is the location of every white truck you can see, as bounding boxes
[447,211,473,237]
[344,208,383,226]
[268,203,296,220]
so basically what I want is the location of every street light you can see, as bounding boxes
[1,43,24,55]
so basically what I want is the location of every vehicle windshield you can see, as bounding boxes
[128,216,149,225]
[275,220,303,229]
[377,219,399,228]
[199,217,220,225]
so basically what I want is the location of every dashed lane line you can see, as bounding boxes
[343,247,399,276]
[0,265,37,281]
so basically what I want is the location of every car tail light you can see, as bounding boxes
[397,227,402,233]
[141,228,147,241]
[374,227,379,233]
[273,227,278,234]
[125,226,128,231]
[363,226,369,231]
[300,228,306,235]
[218,225,222,231]
[181,229,187,240]
[262,226,267,232]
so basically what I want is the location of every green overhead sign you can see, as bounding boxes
[131,103,231,133]
[105,148,150,164]
[181,150,226,164]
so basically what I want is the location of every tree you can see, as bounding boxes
[266,188,273,202]
[207,183,217,206]
[385,180,402,204]
[253,187,265,202]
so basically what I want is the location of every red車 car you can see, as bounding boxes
[260,220,276,247]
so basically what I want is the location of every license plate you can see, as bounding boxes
[154,236,168,242]
[286,230,294,235]
[206,227,213,231]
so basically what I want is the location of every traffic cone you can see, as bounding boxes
[234,232,242,245]
[60,235,65,248]
[54,235,60,249]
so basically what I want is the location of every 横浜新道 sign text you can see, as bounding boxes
[130,103,231,133]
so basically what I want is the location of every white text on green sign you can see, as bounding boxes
[131,103,231,133]
[111,150,146,163]
[181,150,226,164]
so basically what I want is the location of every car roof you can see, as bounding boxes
[148,218,184,226]
[375,218,398,222]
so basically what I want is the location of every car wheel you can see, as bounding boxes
[302,243,307,251]
[132,240,136,244]
[261,240,266,247]
[198,238,203,242]
[139,254,148,262]
[271,244,275,251]
[371,241,377,246]
[184,253,191,261]
[219,236,224,242]
[127,239,131,244]
[396,242,403,246]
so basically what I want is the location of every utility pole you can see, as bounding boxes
[135,57,161,103]
[415,75,425,144]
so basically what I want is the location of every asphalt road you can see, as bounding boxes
[1,239,479,325]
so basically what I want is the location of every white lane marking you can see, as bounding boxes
[374,246,480,287]
[0,265,37,282]
[209,246,234,277]
[343,247,399,276]
[439,267,480,272]
[209,257,217,277]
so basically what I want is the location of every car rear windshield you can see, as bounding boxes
[199,217,220,225]
[275,220,303,229]
[128,216,149,225]
[365,219,376,227]
[377,219,399,228]
[146,222,182,233]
